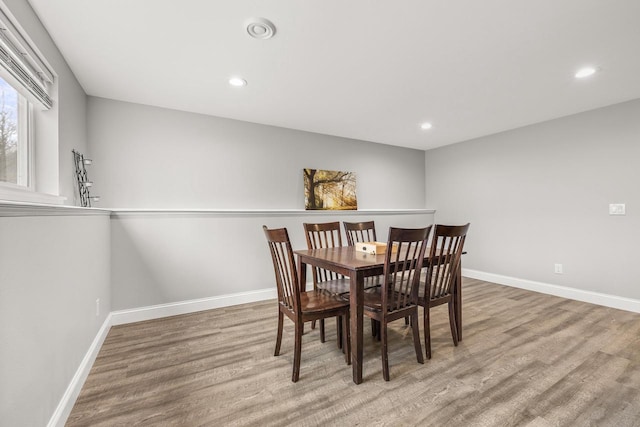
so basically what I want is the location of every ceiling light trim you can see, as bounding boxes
[245,17,276,40]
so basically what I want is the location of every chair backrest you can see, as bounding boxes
[303,222,344,283]
[263,226,300,314]
[382,226,432,313]
[343,221,377,246]
[425,223,470,301]
[303,221,343,249]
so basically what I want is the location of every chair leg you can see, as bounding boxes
[411,314,424,364]
[380,318,390,381]
[320,319,326,343]
[448,301,459,346]
[404,316,409,325]
[274,310,284,356]
[372,319,381,341]
[292,320,303,382]
[343,313,351,365]
[424,305,432,360]
[311,320,316,329]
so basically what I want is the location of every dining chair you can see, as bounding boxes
[263,226,351,382]
[418,223,470,359]
[361,226,431,381]
[343,220,385,338]
[303,222,350,343]
[343,220,377,246]
[303,222,350,295]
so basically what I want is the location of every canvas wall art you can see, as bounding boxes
[304,168,357,210]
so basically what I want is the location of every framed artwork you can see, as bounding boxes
[304,168,357,210]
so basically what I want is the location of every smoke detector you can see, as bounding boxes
[245,18,276,39]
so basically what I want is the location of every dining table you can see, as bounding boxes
[294,245,463,384]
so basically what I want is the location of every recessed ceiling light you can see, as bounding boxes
[229,77,247,87]
[420,122,433,130]
[575,67,597,79]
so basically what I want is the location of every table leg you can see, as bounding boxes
[297,257,306,292]
[297,257,307,335]
[349,271,364,384]
[454,262,462,341]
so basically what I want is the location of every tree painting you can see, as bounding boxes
[304,168,357,210]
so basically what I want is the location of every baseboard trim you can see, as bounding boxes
[47,313,113,427]
[463,268,640,313]
[110,288,278,325]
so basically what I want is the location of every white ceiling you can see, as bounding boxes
[27,0,640,150]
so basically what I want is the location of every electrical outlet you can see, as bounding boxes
[554,264,563,274]
[609,203,626,215]
[96,298,100,317]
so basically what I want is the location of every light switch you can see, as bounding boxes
[609,203,626,215]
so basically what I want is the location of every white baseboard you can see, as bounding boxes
[47,313,113,427]
[463,268,640,313]
[110,287,277,325]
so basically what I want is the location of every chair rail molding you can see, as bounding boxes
[110,208,435,217]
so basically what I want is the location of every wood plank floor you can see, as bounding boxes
[66,278,640,426]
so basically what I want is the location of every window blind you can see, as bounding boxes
[0,6,53,109]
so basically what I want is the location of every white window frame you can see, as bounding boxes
[15,94,31,187]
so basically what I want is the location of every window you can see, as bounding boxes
[0,75,29,187]
[0,3,58,204]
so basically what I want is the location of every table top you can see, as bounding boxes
[294,246,388,271]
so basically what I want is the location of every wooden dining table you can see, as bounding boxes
[294,245,463,384]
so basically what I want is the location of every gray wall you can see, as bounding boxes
[0,2,104,427]
[0,212,111,427]
[425,98,640,300]
[86,97,430,310]
[87,96,425,210]
[110,210,433,310]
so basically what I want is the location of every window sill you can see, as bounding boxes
[0,184,67,205]
[0,200,111,217]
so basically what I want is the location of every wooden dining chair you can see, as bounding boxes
[303,222,350,343]
[361,226,431,381]
[343,220,385,338]
[418,223,469,359]
[263,226,351,382]
[343,220,377,246]
[303,222,350,295]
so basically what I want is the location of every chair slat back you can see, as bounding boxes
[382,226,432,313]
[263,226,301,314]
[303,222,344,283]
[426,224,470,300]
[343,221,377,246]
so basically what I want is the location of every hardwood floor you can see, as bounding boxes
[67,278,640,426]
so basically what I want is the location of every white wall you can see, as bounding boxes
[425,98,640,302]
